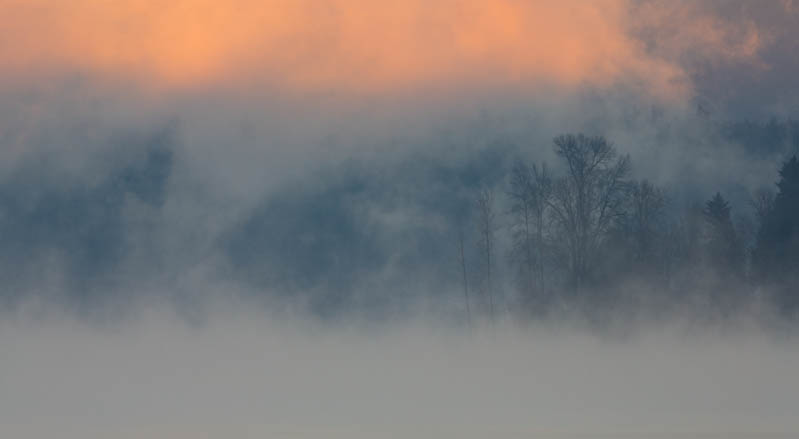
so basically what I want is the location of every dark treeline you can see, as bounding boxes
[461,133,799,323]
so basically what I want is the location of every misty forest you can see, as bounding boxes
[2,117,798,328]
[6,2,799,437]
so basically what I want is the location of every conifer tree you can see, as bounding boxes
[753,156,799,299]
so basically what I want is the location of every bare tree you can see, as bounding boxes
[627,180,667,267]
[508,160,552,304]
[476,188,497,322]
[457,226,471,327]
[751,187,775,228]
[508,161,535,297]
[547,134,631,289]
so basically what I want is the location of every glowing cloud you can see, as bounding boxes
[2,0,699,97]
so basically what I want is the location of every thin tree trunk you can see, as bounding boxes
[524,208,534,298]
[458,228,471,327]
[486,229,494,324]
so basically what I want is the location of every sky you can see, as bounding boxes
[3,0,683,93]
[1,0,796,110]
[0,0,795,198]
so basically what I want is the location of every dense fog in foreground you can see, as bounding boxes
[2,302,799,439]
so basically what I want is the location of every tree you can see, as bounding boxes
[603,179,668,284]
[547,134,631,289]
[507,160,552,306]
[457,225,472,327]
[753,156,799,307]
[476,188,498,322]
[751,187,775,228]
[626,180,667,270]
[703,192,744,279]
[662,203,705,290]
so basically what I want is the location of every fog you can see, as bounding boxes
[1,301,798,439]
[3,1,799,437]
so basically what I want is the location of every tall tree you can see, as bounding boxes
[457,226,472,327]
[751,188,775,228]
[476,188,497,322]
[507,160,552,305]
[753,156,799,307]
[703,192,744,279]
[547,134,631,289]
[605,179,667,282]
[626,180,667,270]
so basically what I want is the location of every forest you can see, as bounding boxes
[459,133,799,324]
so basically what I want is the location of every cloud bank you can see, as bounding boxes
[0,0,763,100]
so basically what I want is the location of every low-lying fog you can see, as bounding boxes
[2,302,797,439]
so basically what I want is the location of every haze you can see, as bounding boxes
[1,1,799,437]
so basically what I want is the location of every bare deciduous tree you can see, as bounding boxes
[627,180,667,267]
[508,159,552,305]
[457,225,471,327]
[547,134,631,289]
[476,188,497,322]
[751,187,775,228]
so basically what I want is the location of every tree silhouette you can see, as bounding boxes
[753,156,799,310]
[476,188,498,322]
[457,225,472,327]
[626,180,667,270]
[507,160,552,308]
[548,134,630,290]
[703,193,744,280]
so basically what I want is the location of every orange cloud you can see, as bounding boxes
[1,0,689,97]
[633,1,766,67]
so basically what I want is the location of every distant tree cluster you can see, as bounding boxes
[458,134,799,321]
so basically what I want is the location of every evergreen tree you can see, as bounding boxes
[753,156,799,308]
